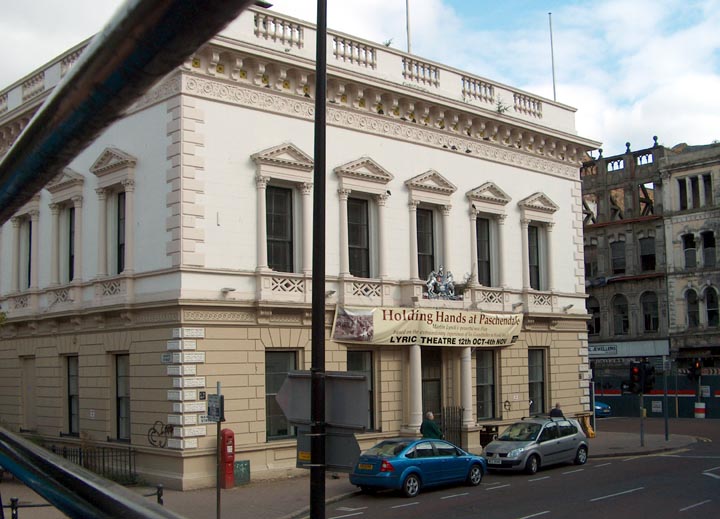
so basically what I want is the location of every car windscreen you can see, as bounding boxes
[497,422,542,441]
[363,440,411,457]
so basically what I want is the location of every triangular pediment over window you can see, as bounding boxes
[334,157,394,185]
[467,182,511,207]
[90,148,137,177]
[518,192,559,214]
[46,168,84,194]
[251,143,314,172]
[405,169,457,196]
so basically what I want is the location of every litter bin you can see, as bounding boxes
[479,425,498,448]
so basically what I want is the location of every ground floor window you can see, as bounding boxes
[422,348,442,423]
[347,350,374,430]
[265,351,297,440]
[116,354,130,441]
[475,350,495,419]
[67,356,79,436]
[528,349,545,415]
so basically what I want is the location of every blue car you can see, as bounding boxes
[350,438,487,497]
[594,401,612,418]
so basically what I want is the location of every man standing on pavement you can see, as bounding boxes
[549,402,564,417]
[420,411,443,439]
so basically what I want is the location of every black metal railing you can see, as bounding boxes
[48,444,138,485]
[442,406,464,447]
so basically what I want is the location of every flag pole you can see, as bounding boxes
[549,12,557,101]
[406,0,412,53]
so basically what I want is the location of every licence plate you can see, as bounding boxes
[358,463,373,470]
[488,458,502,465]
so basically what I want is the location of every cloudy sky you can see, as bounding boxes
[1,0,719,154]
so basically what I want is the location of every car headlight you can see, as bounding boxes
[507,447,525,458]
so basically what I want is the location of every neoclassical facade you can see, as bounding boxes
[0,7,598,489]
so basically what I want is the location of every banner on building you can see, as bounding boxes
[331,306,522,347]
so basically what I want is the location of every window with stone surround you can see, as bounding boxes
[705,287,719,327]
[467,182,510,288]
[67,355,79,436]
[115,354,130,442]
[682,234,697,269]
[584,243,598,280]
[475,349,496,420]
[686,289,699,328]
[266,350,297,440]
[639,236,656,272]
[701,231,716,268]
[528,349,545,415]
[252,143,314,274]
[610,238,626,275]
[518,193,558,292]
[640,292,659,333]
[612,294,629,335]
[19,216,32,290]
[334,157,393,280]
[586,296,601,336]
[46,168,84,284]
[405,170,457,282]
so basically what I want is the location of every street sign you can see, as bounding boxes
[208,394,225,422]
[275,371,368,428]
[295,425,361,472]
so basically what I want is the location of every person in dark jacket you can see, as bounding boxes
[420,411,443,439]
[549,402,564,417]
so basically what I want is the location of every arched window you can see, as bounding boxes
[705,288,719,327]
[686,290,699,328]
[640,292,659,332]
[612,294,629,335]
[586,297,600,335]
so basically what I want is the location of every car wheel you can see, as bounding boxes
[467,464,483,486]
[524,454,539,475]
[574,445,588,465]
[402,473,421,498]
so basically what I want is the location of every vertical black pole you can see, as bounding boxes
[310,1,327,518]
[663,355,669,441]
[216,382,222,519]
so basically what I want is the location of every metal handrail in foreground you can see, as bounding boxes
[0,427,184,519]
[0,0,258,225]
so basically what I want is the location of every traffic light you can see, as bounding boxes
[642,363,656,392]
[688,359,702,381]
[629,362,642,394]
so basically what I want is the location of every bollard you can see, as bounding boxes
[156,484,164,506]
[10,497,18,519]
[694,402,706,418]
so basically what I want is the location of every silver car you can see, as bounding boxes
[483,416,588,474]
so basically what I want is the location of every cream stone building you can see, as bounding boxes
[0,7,599,489]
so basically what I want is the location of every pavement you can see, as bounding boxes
[0,422,703,519]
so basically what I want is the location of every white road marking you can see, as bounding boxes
[590,486,644,502]
[336,507,368,511]
[516,511,550,519]
[329,512,364,519]
[702,472,720,479]
[528,476,550,482]
[593,463,612,468]
[679,500,712,512]
[441,492,469,499]
[391,502,419,509]
[561,469,584,475]
[486,484,511,490]
[703,465,720,472]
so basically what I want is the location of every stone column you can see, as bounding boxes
[461,347,474,426]
[122,180,135,273]
[498,215,508,288]
[408,343,423,429]
[255,176,269,271]
[29,210,39,289]
[71,196,84,282]
[698,175,706,207]
[408,201,419,280]
[96,188,108,277]
[301,182,313,274]
[377,193,389,279]
[338,188,351,277]
[546,222,555,291]
[442,205,452,273]
[11,217,20,292]
[469,208,479,285]
[521,218,530,290]
[49,203,60,285]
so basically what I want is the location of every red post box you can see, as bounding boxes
[220,428,235,489]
